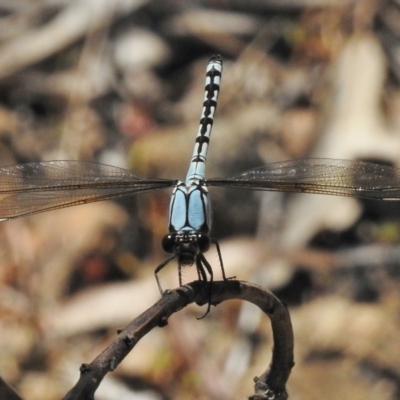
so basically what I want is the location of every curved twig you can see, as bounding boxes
[63,280,294,400]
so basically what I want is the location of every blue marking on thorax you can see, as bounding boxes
[169,184,187,230]
[187,184,209,231]
[168,181,211,233]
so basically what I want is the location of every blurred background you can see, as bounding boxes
[1,0,400,399]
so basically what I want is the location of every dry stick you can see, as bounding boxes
[63,280,294,400]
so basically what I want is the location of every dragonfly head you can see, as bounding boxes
[162,232,211,266]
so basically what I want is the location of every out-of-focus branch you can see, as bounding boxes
[0,0,148,80]
[0,376,23,400]
[63,280,294,400]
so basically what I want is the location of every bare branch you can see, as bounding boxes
[63,280,294,400]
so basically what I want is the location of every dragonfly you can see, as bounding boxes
[2,55,400,293]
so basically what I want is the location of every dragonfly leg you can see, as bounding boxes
[195,254,214,319]
[196,255,208,282]
[211,238,234,280]
[195,264,202,281]
[154,254,177,295]
[198,253,213,282]
[178,262,184,286]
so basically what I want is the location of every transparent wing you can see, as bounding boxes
[206,159,400,200]
[0,161,175,220]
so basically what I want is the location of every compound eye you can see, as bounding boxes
[197,234,210,252]
[162,234,175,253]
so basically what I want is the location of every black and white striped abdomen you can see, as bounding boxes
[185,55,223,184]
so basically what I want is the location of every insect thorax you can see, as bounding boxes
[168,180,211,233]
